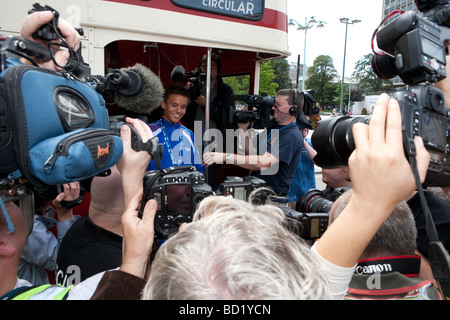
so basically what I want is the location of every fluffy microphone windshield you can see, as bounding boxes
[171,65,187,82]
[116,63,164,115]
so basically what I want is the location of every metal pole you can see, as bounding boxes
[204,48,212,182]
[339,22,348,114]
[348,81,351,110]
[302,18,308,91]
[288,17,325,91]
[205,48,211,133]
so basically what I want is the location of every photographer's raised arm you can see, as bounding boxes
[20,11,80,71]
[314,94,430,268]
[119,193,157,278]
[117,117,154,208]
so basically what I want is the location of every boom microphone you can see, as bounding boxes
[171,65,188,82]
[274,105,292,115]
[115,63,165,115]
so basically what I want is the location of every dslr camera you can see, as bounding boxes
[312,3,450,187]
[140,166,214,240]
[280,206,329,241]
[217,175,267,200]
[296,187,351,214]
[288,187,351,239]
[217,177,328,240]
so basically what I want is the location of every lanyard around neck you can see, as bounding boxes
[159,119,184,166]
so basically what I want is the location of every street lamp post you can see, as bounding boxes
[339,17,361,114]
[289,17,326,91]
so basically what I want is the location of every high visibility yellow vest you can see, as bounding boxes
[3,284,73,300]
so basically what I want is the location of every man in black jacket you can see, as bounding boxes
[183,54,235,190]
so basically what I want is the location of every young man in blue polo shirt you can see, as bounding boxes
[147,84,203,173]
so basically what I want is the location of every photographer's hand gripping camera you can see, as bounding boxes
[313,4,450,188]
[312,0,450,298]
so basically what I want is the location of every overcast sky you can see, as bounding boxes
[286,0,384,79]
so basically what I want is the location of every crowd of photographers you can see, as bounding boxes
[1,6,450,302]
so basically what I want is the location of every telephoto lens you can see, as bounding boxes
[296,189,334,213]
[311,116,369,169]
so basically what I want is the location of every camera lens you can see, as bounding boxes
[371,54,398,80]
[297,189,334,213]
[254,96,276,108]
[235,111,255,123]
[311,116,369,169]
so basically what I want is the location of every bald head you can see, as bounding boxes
[88,166,125,234]
[329,189,417,259]
[321,167,352,189]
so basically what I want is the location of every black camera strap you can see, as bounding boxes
[409,153,450,299]
[356,255,421,276]
[133,135,163,171]
[59,187,86,209]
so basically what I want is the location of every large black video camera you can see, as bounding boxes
[230,94,276,129]
[140,166,214,240]
[373,10,447,83]
[186,69,206,101]
[0,3,157,178]
[312,2,450,187]
[228,90,319,129]
[170,65,206,101]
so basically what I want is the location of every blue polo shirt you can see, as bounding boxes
[252,123,304,195]
[288,137,316,202]
[147,118,203,173]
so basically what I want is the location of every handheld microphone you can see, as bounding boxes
[115,63,165,115]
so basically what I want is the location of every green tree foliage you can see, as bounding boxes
[223,59,289,96]
[305,55,338,106]
[352,53,393,95]
[332,82,349,106]
[258,61,279,95]
[223,75,248,95]
[265,59,293,91]
[223,54,393,109]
